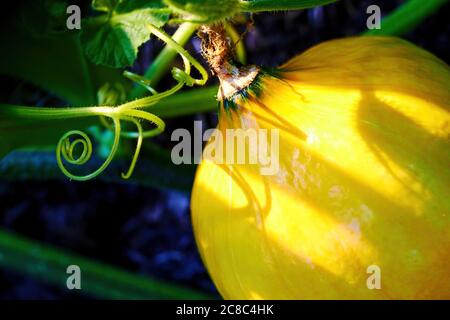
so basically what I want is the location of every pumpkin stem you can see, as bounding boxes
[198,24,234,75]
[199,24,260,100]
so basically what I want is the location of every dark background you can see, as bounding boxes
[0,0,448,299]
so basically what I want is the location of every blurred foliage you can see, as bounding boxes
[0,149,196,192]
[0,228,213,299]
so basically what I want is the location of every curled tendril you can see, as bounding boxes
[58,130,93,166]
[123,71,159,95]
[118,25,208,113]
[57,23,208,181]
[120,116,143,180]
[56,117,120,181]
[147,23,208,86]
[56,109,166,181]
[100,109,165,139]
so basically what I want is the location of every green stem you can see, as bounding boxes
[0,228,214,299]
[364,0,449,36]
[146,85,218,118]
[239,0,339,12]
[0,85,218,121]
[0,150,197,192]
[130,22,199,98]
[0,104,110,120]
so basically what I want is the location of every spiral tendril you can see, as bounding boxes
[56,23,209,181]
[56,117,120,182]
[58,131,93,166]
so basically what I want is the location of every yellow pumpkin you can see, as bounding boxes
[191,36,450,299]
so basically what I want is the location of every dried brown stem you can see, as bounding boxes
[198,24,260,100]
[198,24,235,76]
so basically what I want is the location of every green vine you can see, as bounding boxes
[130,22,200,98]
[49,23,208,181]
[238,0,339,12]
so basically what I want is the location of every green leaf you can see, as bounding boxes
[0,25,130,106]
[92,0,120,12]
[0,31,96,106]
[116,0,166,12]
[0,2,130,106]
[81,2,170,68]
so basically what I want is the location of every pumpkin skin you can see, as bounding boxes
[191,37,450,299]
